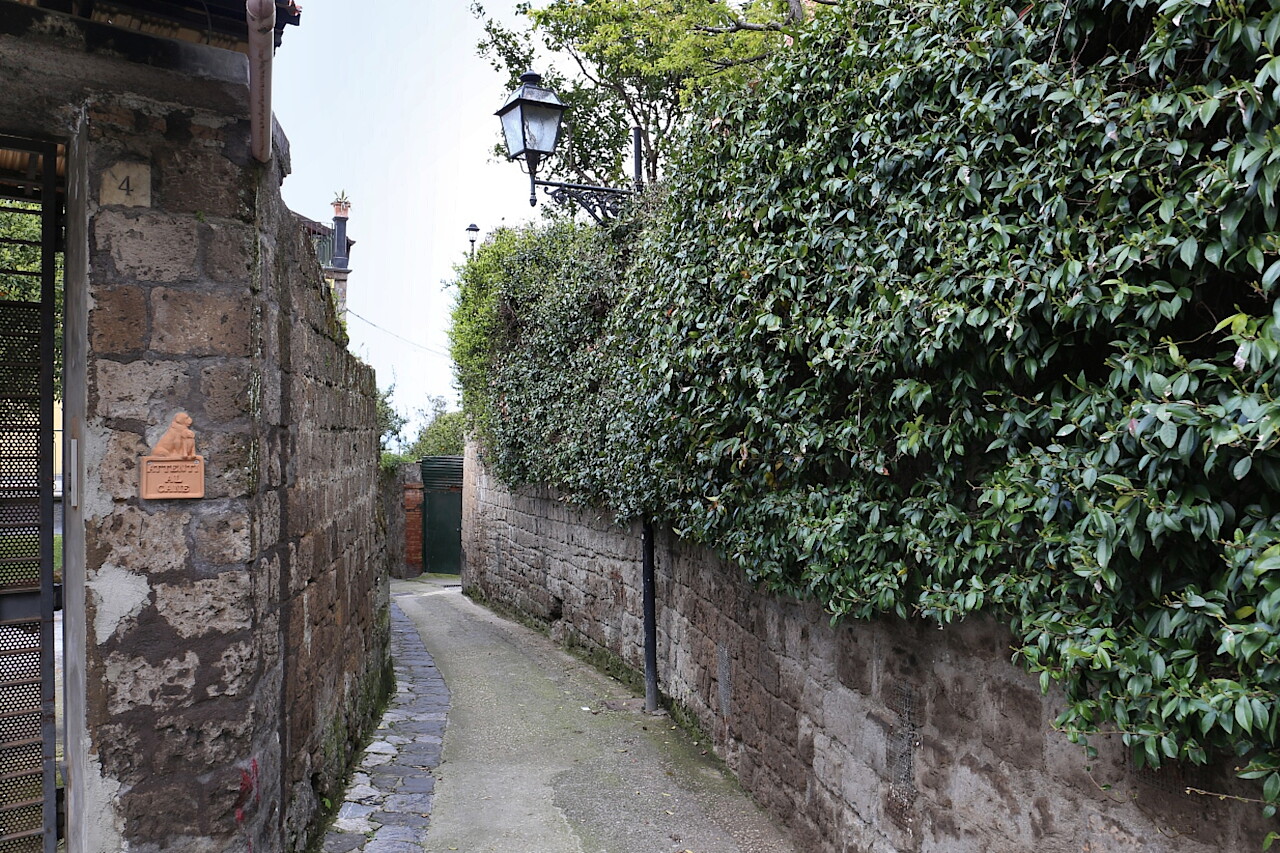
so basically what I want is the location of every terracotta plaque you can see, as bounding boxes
[140,457,205,499]
[140,412,204,499]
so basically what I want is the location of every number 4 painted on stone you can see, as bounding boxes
[101,161,151,207]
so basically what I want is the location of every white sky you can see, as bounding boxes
[272,0,538,438]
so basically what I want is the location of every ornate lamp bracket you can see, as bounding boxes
[535,180,634,225]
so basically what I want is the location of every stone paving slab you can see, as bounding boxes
[320,604,449,853]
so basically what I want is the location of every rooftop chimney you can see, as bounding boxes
[331,193,351,271]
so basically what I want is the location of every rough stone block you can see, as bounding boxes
[103,649,200,714]
[200,431,253,499]
[148,712,253,771]
[93,358,190,421]
[192,511,251,565]
[154,571,252,638]
[155,147,250,221]
[200,361,252,422]
[94,209,199,282]
[202,220,254,284]
[90,286,149,353]
[94,506,191,574]
[253,490,282,555]
[150,288,251,357]
[94,429,150,498]
[207,641,257,698]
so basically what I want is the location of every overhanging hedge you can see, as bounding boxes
[453,0,1280,828]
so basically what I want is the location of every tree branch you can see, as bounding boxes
[567,46,612,94]
[696,19,783,34]
[707,53,771,71]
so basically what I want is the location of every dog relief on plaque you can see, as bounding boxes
[140,412,205,499]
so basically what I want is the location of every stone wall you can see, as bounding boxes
[461,445,1273,852]
[271,203,392,849]
[379,463,412,580]
[0,7,390,851]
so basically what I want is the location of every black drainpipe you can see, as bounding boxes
[642,518,658,713]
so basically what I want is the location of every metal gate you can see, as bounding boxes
[0,136,61,853]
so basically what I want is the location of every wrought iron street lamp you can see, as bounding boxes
[496,71,642,224]
[493,71,659,713]
[466,223,479,256]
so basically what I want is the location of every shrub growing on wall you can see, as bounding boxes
[451,216,655,516]
[455,0,1280,822]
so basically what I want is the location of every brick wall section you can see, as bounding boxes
[462,444,1274,852]
[403,483,424,575]
[0,9,390,851]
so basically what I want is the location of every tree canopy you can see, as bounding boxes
[405,396,466,458]
[474,0,808,187]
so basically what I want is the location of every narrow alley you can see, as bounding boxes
[320,576,797,853]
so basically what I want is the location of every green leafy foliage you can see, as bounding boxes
[0,202,62,398]
[405,396,467,458]
[375,384,408,452]
[454,0,1280,823]
[450,215,654,515]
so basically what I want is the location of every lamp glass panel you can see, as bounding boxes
[500,108,526,158]
[522,103,563,156]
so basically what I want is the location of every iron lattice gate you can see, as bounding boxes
[0,136,60,853]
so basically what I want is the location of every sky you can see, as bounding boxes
[272,0,538,440]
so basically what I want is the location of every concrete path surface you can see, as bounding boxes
[390,574,797,853]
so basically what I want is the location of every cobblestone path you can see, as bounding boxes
[320,603,449,853]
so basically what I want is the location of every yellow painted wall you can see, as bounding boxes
[54,399,61,477]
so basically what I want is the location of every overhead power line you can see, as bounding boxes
[346,309,451,357]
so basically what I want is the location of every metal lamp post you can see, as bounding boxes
[495,72,660,713]
[466,223,480,256]
[496,71,643,224]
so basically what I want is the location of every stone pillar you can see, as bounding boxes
[328,197,351,317]
[0,9,390,851]
[79,88,274,852]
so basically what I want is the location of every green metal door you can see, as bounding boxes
[423,491,462,575]
[420,457,462,575]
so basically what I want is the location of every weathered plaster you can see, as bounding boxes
[154,572,251,638]
[103,650,200,714]
[73,751,126,853]
[86,562,150,642]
